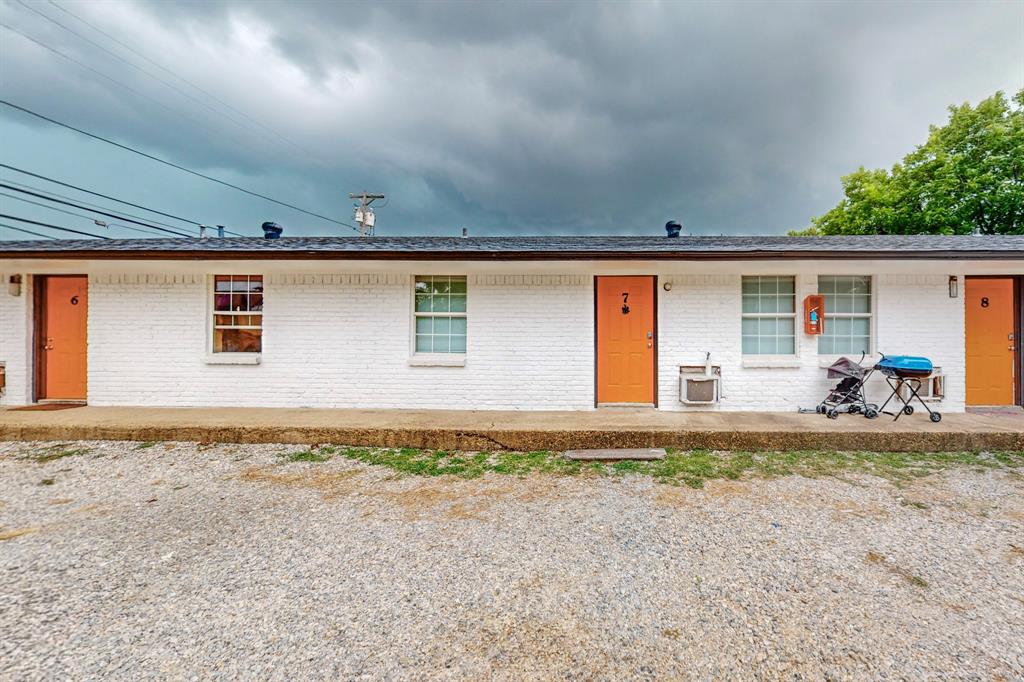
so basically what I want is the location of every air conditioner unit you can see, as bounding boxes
[679,365,722,405]
[898,367,944,402]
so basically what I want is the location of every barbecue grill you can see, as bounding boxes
[875,354,942,422]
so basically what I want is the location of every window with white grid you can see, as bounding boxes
[817,275,872,355]
[212,275,262,353]
[414,276,467,354]
[741,276,796,355]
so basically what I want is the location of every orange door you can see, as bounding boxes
[39,276,88,400]
[596,276,655,404]
[965,278,1014,406]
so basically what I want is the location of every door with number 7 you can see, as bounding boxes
[595,276,656,405]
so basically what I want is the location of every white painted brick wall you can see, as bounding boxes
[0,271,31,405]
[86,272,595,410]
[657,272,965,412]
[0,264,977,412]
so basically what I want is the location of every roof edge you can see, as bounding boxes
[1,249,1021,261]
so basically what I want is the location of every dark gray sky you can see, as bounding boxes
[1,0,1021,239]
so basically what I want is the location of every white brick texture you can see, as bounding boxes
[0,272,31,405]
[657,272,966,412]
[85,272,595,409]
[0,264,987,412]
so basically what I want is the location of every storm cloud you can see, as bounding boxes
[1,0,1021,238]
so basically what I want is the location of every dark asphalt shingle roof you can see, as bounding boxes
[1,235,1021,259]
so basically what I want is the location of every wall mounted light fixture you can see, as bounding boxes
[948,275,958,298]
[8,274,22,297]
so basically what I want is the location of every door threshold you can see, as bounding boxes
[597,402,656,409]
[11,402,86,411]
[966,405,1023,414]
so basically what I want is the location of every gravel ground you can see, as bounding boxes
[1,441,1022,681]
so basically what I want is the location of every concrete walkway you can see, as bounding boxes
[2,406,1022,451]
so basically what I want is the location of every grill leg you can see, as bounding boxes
[880,377,913,421]
[903,378,941,421]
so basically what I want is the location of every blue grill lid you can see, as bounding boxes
[877,356,933,373]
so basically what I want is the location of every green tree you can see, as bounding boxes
[794,90,1024,235]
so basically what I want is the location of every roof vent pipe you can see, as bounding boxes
[216,225,225,238]
[665,220,682,238]
[262,221,283,239]
[199,225,208,239]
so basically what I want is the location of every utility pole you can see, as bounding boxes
[349,191,385,236]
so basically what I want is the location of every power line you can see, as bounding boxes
[45,0,322,163]
[0,222,57,239]
[0,21,269,194]
[0,177,196,233]
[0,23,297,237]
[0,165,243,236]
[2,22,192,121]
[0,214,110,239]
[0,100,361,232]
[0,190,189,238]
[0,183,194,237]
[0,164,201,225]
[14,0,278,150]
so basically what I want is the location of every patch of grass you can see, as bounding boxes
[29,447,90,463]
[866,550,929,588]
[135,441,159,449]
[39,478,55,486]
[283,449,334,463]
[907,574,929,588]
[269,445,1024,490]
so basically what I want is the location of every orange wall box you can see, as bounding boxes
[804,295,825,335]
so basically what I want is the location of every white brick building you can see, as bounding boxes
[1,234,1021,413]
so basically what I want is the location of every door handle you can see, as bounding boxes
[44,337,54,351]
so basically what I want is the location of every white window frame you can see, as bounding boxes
[409,275,467,366]
[816,275,874,358]
[741,275,798,357]
[205,274,262,365]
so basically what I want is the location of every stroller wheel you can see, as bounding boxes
[864,408,879,419]
[826,409,839,419]
[816,404,826,414]
[930,412,942,423]
[903,405,914,416]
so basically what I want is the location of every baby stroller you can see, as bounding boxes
[817,353,880,419]
[875,354,942,422]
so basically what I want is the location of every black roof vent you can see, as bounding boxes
[665,220,682,238]
[262,222,283,239]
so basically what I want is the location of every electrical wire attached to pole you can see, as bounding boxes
[0,100,361,233]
